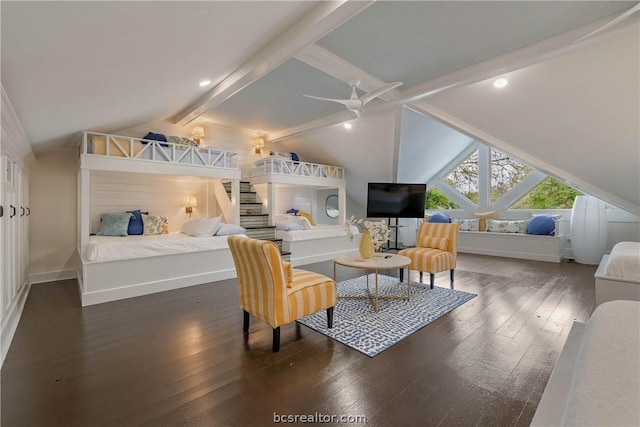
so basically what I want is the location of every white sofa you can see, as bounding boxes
[531,300,640,425]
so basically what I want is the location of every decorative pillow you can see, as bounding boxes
[96,213,133,236]
[527,215,556,236]
[298,210,316,226]
[284,220,305,231]
[486,219,529,233]
[421,237,449,251]
[283,261,294,288]
[473,211,498,231]
[290,152,299,163]
[126,210,149,235]
[426,212,451,223]
[286,208,299,215]
[275,220,289,231]
[531,213,563,220]
[142,132,167,142]
[168,135,198,147]
[454,218,479,232]
[215,223,246,236]
[181,216,222,237]
[142,214,168,235]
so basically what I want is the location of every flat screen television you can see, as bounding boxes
[366,183,426,218]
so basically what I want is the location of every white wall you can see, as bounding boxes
[274,186,314,217]
[29,149,79,283]
[398,106,474,183]
[272,108,398,219]
[89,172,217,234]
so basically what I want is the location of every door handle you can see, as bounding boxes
[20,206,25,217]
[10,205,16,218]
[26,207,31,216]
[0,205,3,217]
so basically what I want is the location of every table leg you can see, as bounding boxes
[333,261,336,282]
[406,268,411,300]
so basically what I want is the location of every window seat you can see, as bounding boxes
[458,230,564,263]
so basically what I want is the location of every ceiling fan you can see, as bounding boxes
[303,80,402,117]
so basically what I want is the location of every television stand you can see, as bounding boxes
[385,218,406,251]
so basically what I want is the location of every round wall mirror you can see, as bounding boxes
[325,195,339,218]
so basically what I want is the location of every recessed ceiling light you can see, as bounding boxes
[199,80,211,87]
[493,78,508,89]
[343,123,352,130]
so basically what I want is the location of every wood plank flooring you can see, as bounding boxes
[2,254,596,426]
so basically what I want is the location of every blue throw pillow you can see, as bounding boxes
[286,208,299,215]
[96,213,133,236]
[290,152,299,163]
[526,215,556,236]
[142,132,167,142]
[428,212,451,223]
[126,210,149,235]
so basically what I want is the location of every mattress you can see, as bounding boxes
[562,300,640,425]
[606,241,640,280]
[276,225,359,241]
[84,232,246,262]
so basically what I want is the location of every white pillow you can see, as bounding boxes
[286,216,312,230]
[181,216,222,237]
[275,220,288,231]
[215,223,246,236]
[285,221,305,231]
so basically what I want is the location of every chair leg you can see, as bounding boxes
[327,307,334,329]
[430,273,435,289]
[272,327,280,352]
[243,310,250,336]
[450,269,455,289]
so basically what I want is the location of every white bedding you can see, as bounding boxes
[606,241,640,280]
[276,224,358,241]
[84,232,246,262]
[562,300,640,426]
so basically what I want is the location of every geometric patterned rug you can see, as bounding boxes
[297,274,477,357]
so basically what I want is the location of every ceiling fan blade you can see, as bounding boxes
[354,109,362,118]
[575,3,640,43]
[303,94,353,107]
[360,82,403,105]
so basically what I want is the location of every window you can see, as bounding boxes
[490,149,533,203]
[443,150,478,204]
[511,177,583,209]
[425,188,460,209]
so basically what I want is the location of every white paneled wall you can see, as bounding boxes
[90,172,220,234]
[275,186,315,217]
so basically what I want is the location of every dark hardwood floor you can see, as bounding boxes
[2,254,596,426]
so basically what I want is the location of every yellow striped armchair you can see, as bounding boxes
[228,236,337,352]
[398,222,459,289]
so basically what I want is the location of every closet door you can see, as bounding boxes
[2,154,17,317]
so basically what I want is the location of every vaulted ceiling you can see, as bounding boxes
[2,1,636,146]
[2,1,639,212]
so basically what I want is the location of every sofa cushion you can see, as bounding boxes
[527,215,556,236]
[473,211,498,231]
[426,212,452,223]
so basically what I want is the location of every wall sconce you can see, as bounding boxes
[193,127,205,145]
[185,196,198,217]
[254,136,265,154]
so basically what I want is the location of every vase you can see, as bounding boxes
[359,229,375,259]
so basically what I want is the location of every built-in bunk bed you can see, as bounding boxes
[243,154,360,266]
[77,131,243,306]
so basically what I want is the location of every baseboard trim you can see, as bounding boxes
[1,281,31,367]
[29,268,78,284]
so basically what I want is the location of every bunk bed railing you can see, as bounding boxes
[80,131,238,169]
[254,158,344,180]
